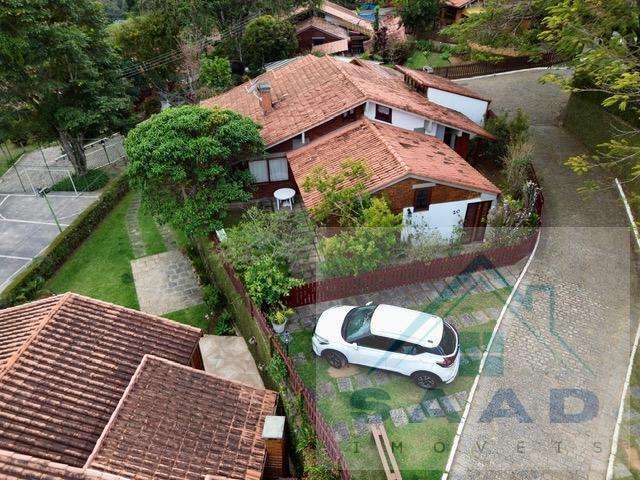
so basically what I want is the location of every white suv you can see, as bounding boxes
[312,304,460,389]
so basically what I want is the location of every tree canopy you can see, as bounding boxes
[199,56,234,96]
[125,105,265,237]
[394,0,440,35]
[241,15,298,73]
[0,0,131,175]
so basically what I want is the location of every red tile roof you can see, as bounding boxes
[292,1,373,34]
[201,55,494,148]
[446,0,476,8]
[312,38,349,54]
[0,293,202,467]
[85,355,278,480]
[0,296,60,368]
[395,65,492,102]
[288,119,500,209]
[349,58,403,79]
[296,16,348,39]
[0,449,127,480]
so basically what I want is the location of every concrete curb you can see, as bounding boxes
[441,229,542,480]
[606,179,640,480]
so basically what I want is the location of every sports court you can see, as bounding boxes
[0,192,98,292]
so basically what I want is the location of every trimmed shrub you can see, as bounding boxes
[503,141,534,197]
[0,174,129,307]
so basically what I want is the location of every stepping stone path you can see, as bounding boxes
[406,404,426,423]
[373,369,392,385]
[454,391,468,408]
[355,373,373,389]
[390,408,409,427]
[465,346,483,361]
[368,413,383,425]
[629,423,640,437]
[353,416,369,436]
[439,394,462,415]
[332,421,350,442]
[630,386,640,399]
[613,462,633,479]
[337,377,353,392]
[293,352,307,366]
[317,381,335,399]
[125,194,146,259]
[422,399,445,417]
[158,223,178,250]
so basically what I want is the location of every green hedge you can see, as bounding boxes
[0,174,130,308]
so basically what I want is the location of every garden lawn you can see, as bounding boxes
[163,303,209,330]
[46,191,169,309]
[46,192,139,308]
[405,51,451,70]
[289,285,511,480]
[0,142,35,176]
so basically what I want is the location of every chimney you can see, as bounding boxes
[262,415,286,478]
[257,82,273,114]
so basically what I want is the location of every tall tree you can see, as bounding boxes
[0,0,131,175]
[125,105,265,237]
[394,0,440,35]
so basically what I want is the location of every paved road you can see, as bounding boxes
[446,70,635,479]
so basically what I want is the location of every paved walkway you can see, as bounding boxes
[199,335,264,388]
[447,70,635,479]
[131,250,203,315]
[125,193,146,258]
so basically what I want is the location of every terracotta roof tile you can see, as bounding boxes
[288,119,500,209]
[0,293,202,467]
[86,355,278,480]
[349,58,402,79]
[296,16,348,39]
[395,65,492,102]
[202,55,494,148]
[312,38,349,54]
[0,449,127,480]
[292,1,373,33]
[446,0,475,8]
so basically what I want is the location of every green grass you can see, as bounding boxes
[289,285,511,479]
[0,142,35,176]
[46,192,139,308]
[405,50,451,70]
[164,303,210,330]
[138,206,167,256]
[50,169,110,192]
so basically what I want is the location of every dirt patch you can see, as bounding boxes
[327,364,361,378]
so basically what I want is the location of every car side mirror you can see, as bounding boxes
[365,301,373,306]
[352,343,359,350]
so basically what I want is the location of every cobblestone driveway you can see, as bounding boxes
[447,70,635,479]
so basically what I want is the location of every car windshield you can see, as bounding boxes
[343,305,376,343]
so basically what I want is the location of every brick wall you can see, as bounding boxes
[380,178,479,213]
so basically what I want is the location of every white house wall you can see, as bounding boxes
[401,193,498,241]
[426,88,489,126]
[364,101,438,135]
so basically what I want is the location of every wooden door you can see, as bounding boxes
[463,200,492,243]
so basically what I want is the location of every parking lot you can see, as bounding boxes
[0,192,98,292]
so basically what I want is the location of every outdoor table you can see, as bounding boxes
[274,188,295,210]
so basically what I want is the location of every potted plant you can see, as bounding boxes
[270,306,294,334]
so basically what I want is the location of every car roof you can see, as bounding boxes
[370,304,444,348]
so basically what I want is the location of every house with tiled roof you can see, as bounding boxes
[85,355,278,480]
[441,0,484,25]
[0,294,283,480]
[202,54,499,241]
[290,1,373,54]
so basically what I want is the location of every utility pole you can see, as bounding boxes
[38,188,63,233]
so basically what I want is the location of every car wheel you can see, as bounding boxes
[322,350,348,369]
[411,371,441,389]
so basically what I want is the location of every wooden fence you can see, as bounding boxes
[431,52,565,80]
[213,248,353,480]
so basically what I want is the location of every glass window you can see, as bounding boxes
[343,305,376,343]
[269,157,289,181]
[414,187,432,211]
[375,104,392,123]
[249,160,268,183]
[359,335,394,351]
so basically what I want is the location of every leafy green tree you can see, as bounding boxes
[243,255,302,308]
[125,105,264,237]
[241,15,298,72]
[109,13,180,95]
[394,0,440,35]
[199,56,234,94]
[0,0,132,175]
[302,160,371,226]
